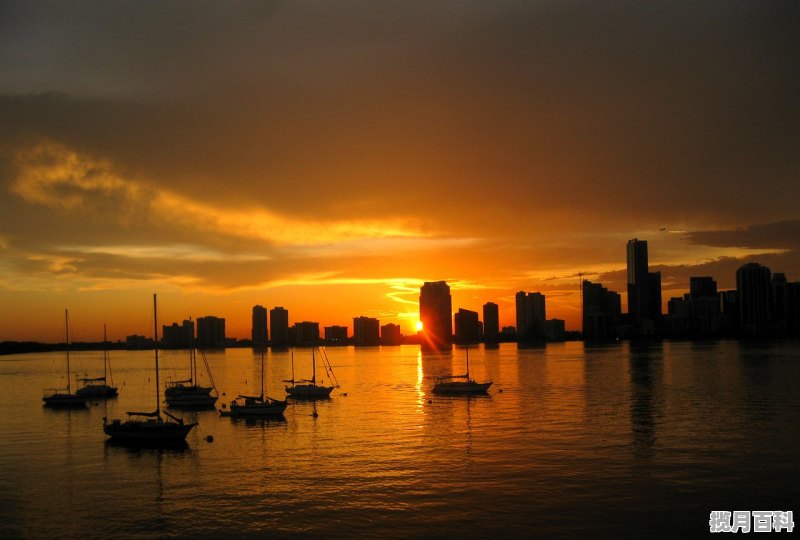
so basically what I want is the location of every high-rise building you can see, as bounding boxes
[353,316,380,346]
[270,306,289,348]
[582,280,621,339]
[690,277,718,299]
[292,321,320,347]
[737,263,772,334]
[454,308,482,344]
[419,281,453,350]
[251,305,268,347]
[381,323,402,345]
[162,319,193,349]
[324,325,348,345]
[197,316,226,348]
[626,238,650,322]
[483,302,499,343]
[515,291,546,341]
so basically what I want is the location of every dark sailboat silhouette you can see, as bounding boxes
[76,324,118,398]
[43,309,89,408]
[103,294,196,442]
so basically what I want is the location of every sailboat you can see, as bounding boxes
[221,350,287,417]
[103,294,197,442]
[165,324,217,408]
[284,347,338,398]
[43,309,89,407]
[76,324,119,398]
[432,345,492,395]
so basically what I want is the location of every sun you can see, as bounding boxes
[415,320,423,332]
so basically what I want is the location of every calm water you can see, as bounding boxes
[0,341,798,538]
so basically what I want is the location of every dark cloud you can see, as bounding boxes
[686,220,800,250]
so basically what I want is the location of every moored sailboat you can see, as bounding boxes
[76,324,119,398]
[221,350,287,417]
[284,347,338,398]
[43,309,89,408]
[165,325,217,408]
[103,294,197,443]
[432,345,492,395]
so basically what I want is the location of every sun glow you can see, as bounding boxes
[415,320,423,332]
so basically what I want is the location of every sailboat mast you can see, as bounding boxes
[103,323,108,380]
[466,345,470,380]
[65,309,71,393]
[260,350,265,400]
[312,347,316,384]
[154,294,160,416]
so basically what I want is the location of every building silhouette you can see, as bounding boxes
[324,325,348,345]
[454,308,482,344]
[582,280,621,339]
[251,305,268,347]
[419,281,453,350]
[381,323,402,345]
[545,319,565,341]
[270,306,289,348]
[162,319,193,349]
[737,263,772,335]
[483,302,499,343]
[515,291,546,341]
[353,316,380,346]
[197,316,225,348]
[626,238,662,334]
[292,321,320,346]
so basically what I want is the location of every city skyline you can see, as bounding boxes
[2,2,799,341]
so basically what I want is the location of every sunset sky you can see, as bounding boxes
[1,1,798,342]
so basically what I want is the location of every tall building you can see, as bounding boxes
[483,302,499,343]
[292,321,320,346]
[251,305,268,347]
[515,291,546,341]
[626,238,650,322]
[582,280,621,339]
[690,277,718,299]
[162,319,193,349]
[270,306,289,348]
[353,316,380,346]
[419,281,453,350]
[627,238,662,333]
[736,263,772,334]
[381,323,402,345]
[454,308,482,344]
[324,325,348,345]
[197,316,226,348]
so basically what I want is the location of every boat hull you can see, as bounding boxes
[103,419,197,442]
[77,384,118,398]
[285,384,334,398]
[43,393,88,407]
[432,381,493,395]
[225,400,288,417]
[165,385,217,407]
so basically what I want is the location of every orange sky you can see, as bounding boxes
[1,2,799,342]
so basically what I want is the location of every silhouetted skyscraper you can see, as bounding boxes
[353,316,380,346]
[270,306,289,348]
[419,281,453,350]
[381,323,402,345]
[483,302,499,343]
[197,316,226,348]
[292,321,320,346]
[454,308,481,344]
[324,325,348,344]
[252,305,268,347]
[515,291,546,341]
[582,280,621,339]
[690,277,718,299]
[627,238,650,322]
[736,263,772,335]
